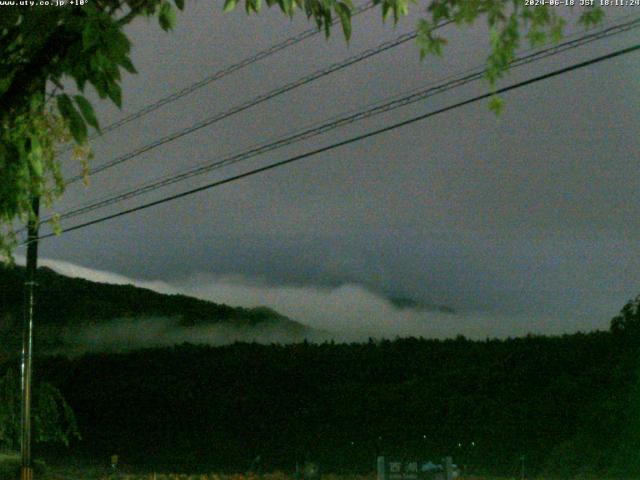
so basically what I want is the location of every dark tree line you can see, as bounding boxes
[20,325,640,478]
[3,263,640,477]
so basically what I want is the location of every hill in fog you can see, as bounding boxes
[0,265,319,354]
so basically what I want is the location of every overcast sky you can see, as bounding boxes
[25,3,640,338]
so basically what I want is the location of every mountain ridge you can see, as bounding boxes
[0,264,315,353]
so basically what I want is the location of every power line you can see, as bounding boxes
[60,1,376,150]
[32,42,640,244]
[65,21,454,185]
[44,16,640,226]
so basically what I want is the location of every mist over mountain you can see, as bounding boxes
[0,265,319,355]
[2,257,612,356]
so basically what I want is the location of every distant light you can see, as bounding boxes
[471,441,475,447]
[423,435,427,439]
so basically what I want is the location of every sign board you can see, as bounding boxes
[387,460,420,480]
[378,457,452,480]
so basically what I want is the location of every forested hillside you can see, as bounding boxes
[28,325,640,478]
[3,264,640,477]
[0,265,312,354]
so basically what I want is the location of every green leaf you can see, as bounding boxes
[223,0,237,12]
[335,3,352,41]
[92,76,109,99]
[489,25,500,51]
[120,56,137,74]
[57,95,88,145]
[82,23,100,50]
[527,29,546,47]
[323,9,332,36]
[29,136,43,178]
[488,95,505,116]
[106,82,122,109]
[579,7,604,27]
[245,0,260,13]
[417,20,446,59]
[550,18,565,43]
[158,2,176,31]
[396,0,409,18]
[174,0,185,9]
[0,73,14,96]
[29,92,44,113]
[73,95,101,133]
[279,0,293,16]
[245,0,262,13]
[381,2,391,22]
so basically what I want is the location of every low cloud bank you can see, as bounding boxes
[22,257,602,350]
[62,317,321,354]
[177,275,593,340]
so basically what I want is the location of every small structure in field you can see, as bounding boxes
[377,456,459,480]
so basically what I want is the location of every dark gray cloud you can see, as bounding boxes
[29,4,640,336]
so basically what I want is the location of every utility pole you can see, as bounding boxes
[20,195,40,480]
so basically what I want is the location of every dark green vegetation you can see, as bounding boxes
[0,264,311,355]
[2,263,640,477]
[24,318,640,478]
[0,368,79,451]
[0,453,46,480]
